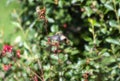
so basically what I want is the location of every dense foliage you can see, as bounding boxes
[0,0,120,81]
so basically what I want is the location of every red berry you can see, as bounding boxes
[63,23,67,28]
[16,50,21,58]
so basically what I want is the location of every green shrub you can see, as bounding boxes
[0,0,120,81]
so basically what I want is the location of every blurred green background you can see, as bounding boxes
[0,0,20,42]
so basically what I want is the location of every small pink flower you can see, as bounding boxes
[33,76,38,81]
[3,45,12,53]
[1,45,12,56]
[3,64,11,71]
[2,50,6,56]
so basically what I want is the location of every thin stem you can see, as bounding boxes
[16,60,43,81]
[37,59,45,81]
[13,75,19,81]
[44,19,48,35]
[91,25,96,45]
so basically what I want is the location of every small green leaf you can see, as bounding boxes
[24,42,30,50]
[2,57,9,64]
[50,25,59,32]
[118,8,120,17]
[106,38,120,45]
[14,36,22,44]
[102,52,110,57]
[104,3,113,10]
[50,54,58,60]
[12,22,22,30]
[43,64,50,71]
[109,20,118,27]
[71,50,79,55]
[89,28,93,33]
[82,35,92,42]
[85,45,91,51]
[48,18,55,23]
[88,18,97,27]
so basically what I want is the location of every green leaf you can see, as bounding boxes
[118,8,120,17]
[82,35,92,42]
[58,0,64,8]
[24,42,30,50]
[50,54,58,60]
[43,64,50,71]
[109,20,118,27]
[101,56,116,65]
[71,50,79,55]
[71,0,78,4]
[12,21,22,30]
[88,18,96,26]
[106,38,120,45]
[104,3,113,10]
[102,52,110,57]
[2,57,9,64]
[85,7,93,17]
[85,45,91,51]
[89,28,93,33]
[50,25,59,32]
[59,54,68,61]
[13,36,22,44]
[48,18,55,23]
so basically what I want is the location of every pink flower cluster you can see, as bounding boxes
[1,44,21,71]
[2,45,12,56]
